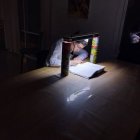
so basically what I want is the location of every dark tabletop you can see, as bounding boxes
[0,60,140,140]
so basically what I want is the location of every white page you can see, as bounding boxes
[69,62,105,79]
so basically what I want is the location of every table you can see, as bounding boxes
[0,60,140,140]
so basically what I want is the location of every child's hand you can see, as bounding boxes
[70,59,83,66]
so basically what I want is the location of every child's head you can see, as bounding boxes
[70,40,87,53]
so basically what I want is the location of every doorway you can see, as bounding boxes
[119,0,140,64]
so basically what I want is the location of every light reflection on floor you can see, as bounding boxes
[67,87,91,102]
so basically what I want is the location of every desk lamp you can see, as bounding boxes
[61,33,99,77]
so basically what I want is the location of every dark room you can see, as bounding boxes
[0,0,140,139]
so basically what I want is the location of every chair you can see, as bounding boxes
[20,31,48,73]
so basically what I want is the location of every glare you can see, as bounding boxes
[88,94,93,99]
[67,87,90,102]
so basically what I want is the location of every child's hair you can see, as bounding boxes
[76,40,88,47]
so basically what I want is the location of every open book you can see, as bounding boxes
[69,62,105,79]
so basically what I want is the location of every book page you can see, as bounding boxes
[69,62,105,79]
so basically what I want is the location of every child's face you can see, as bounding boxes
[71,42,84,53]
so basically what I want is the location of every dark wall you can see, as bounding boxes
[119,0,140,64]
[2,0,20,52]
[18,0,40,33]
[41,0,128,61]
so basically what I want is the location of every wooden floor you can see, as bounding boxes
[0,50,140,140]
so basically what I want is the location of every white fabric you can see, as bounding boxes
[49,38,63,66]
[49,38,88,67]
